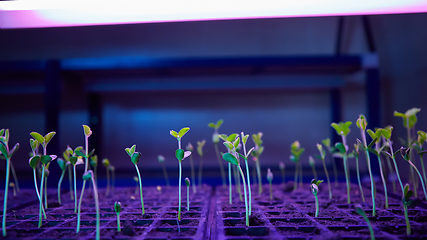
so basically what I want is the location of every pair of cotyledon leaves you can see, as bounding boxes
[394,108,420,129]
[0,129,19,160]
[311,179,323,195]
[125,145,142,164]
[290,141,304,162]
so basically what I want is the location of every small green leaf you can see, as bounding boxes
[321,138,331,148]
[75,149,85,157]
[30,138,39,152]
[218,134,228,142]
[30,132,44,145]
[67,146,73,156]
[216,119,223,128]
[88,149,95,157]
[44,132,56,145]
[242,133,249,145]
[131,152,141,164]
[238,152,246,160]
[114,201,122,213]
[405,108,421,117]
[355,204,365,216]
[367,138,377,149]
[82,171,92,181]
[233,137,240,149]
[335,142,346,154]
[400,147,410,161]
[290,155,297,162]
[0,129,3,136]
[4,129,9,143]
[178,127,190,138]
[7,143,19,158]
[222,152,238,165]
[394,111,406,118]
[83,125,92,137]
[176,149,184,161]
[310,182,318,195]
[40,155,53,165]
[356,115,368,131]
[90,155,98,167]
[381,126,393,140]
[57,158,66,170]
[227,134,238,143]
[69,156,78,165]
[185,177,191,187]
[170,130,178,138]
[102,158,110,167]
[223,141,233,150]
[208,123,216,128]
[197,140,206,156]
[29,156,41,168]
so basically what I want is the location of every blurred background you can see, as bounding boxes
[1,9,427,188]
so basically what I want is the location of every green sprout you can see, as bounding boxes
[356,115,376,216]
[311,179,323,217]
[185,177,190,211]
[279,162,285,185]
[133,176,138,195]
[251,132,264,195]
[209,119,227,188]
[222,136,249,227]
[114,201,122,232]
[402,183,413,235]
[413,131,427,189]
[322,138,338,187]
[395,108,421,196]
[238,132,254,215]
[170,127,191,221]
[76,125,96,234]
[197,140,206,187]
[82,170,100,240]
[57,157,70,205]
[90,155,98,187]
[29,139,46,219]
[219,133,238,204]
[0,129,19,237]
[316,143,331,199]
[186,143,197,193]
[355,204,375,240]
[290,140,304,191]
[158,155,170,187]
[267,168,273,200]
[331,121,352,204]
[366,128,388,208]
[0,134,20,195]
[381,126,404,194]
[102,158,111,196]
[309,156,317,181]
[125,144,144,215]
[67,147,84,213]
[400,147,427,201]
[352,143,365,202]
[30,131,57,228]
[110,165,116,193]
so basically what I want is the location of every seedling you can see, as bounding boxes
[67,147,84,212]
[44,164,50,209]
[82,170,100,240]
[186,143,197,193]
[30,131,56,228]
[125,144,144,214]
[251,132,264,195]
[114,201,122,232]
[185,177,190,211]
[322,138,338,187]
[219,133,238,204]
[402,183,413,235]
[102,158,111,196]
[197,140,206,187]
[9,182,16,197]
[352,143,365,202]
[209,119,227,187]
[290,141,304,191]
[110,165,116,193]
[413,131,427,188]
[90,155,98,186]
[309,156,317,181]
[279,162,285,185]
[158,155,170,187]
[133,176,139,195]
[222,136,249,227]
[331,121,352,204]
[366,128,388,208]
[355,204,375,240]
[316,144,331,199]
[28,139,46,219]
[57,157,70,205]
[395,108,421,196]
[76,125,96,234]
[400,147,427,201]
[170,127,191,221]
[311,179,323,217]
[267,168,273,200]
[380,126,404,194]
[356,115,376,216]
[238,132,254,215]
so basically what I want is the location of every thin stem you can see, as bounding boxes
[10,161,20,192]
[409,160,427,201]
[389,142,404,193]
[281,168,285,185]
[117,214,121,232]
[2,158,10,237]
[112,169,115,193]
[404,204,411,235]
[269,182,272,200]
[58,169,66,205]
[362,129,376,217]
[377,155,388,208]
[407,120,418,197]
[343,154,351,204]
[38,165,45,228]
[76,180,87,233]
[135,165,145,215]
[356,155,365,202]
[245,160,252,215]
[214,143,226,188]
[293,162,298,191]
[385,155,396,193]
[238,166,249,227]
[178,161,182,221]
[189,154,196,193]
[321,158,332,200]
[420,155,427,190]
[73,165,77,213]
[256,159,262,194]
[94,167,97,187]
[299,161,303,188]
[161,162,170,187]
[235,165,242,201]
[106,168,110,196]
[198,155,204,187]
[228,162,232,204]
[33,169,46,218]
[311,165,317,181]
[315,194,319,217]
[187,186,190,211]
[68,165,73,200]
[331,153,339,187]
[90,175,100,240]
[44,176,48,209]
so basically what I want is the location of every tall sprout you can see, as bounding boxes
[219,134,238,204]
[29,139,46,218]
[57,158,70,205]
[186,143,197,193]
[290,141,304,191]
[125,145,144,214]
[238,132,254,215]
[316,144,331,199]
[251,132,264,195]
[400,147,427,201]
[209,119,226,188]
[414,131,427,189]
[352,143,365,202]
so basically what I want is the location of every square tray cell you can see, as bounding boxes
[158,219,200,227]
[269,218,313,226]
[40,227,93,239]
[275,226,321,237]
[224,226,270,236]
[146,227,198,238]
[97,227,147,238]
[2,228,45,239]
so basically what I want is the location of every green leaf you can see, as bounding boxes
[30,132,45,145]
[335,142,346,154]
[40,155,53,165]
[114,202,122,213]
[69,156,78,165]
[381,126,393,140]
[44,132,56,145]
[241,132,249,145]
[9,143,19,158]
[222,153,238,165]
[367,148,379,156]
[208,123,216,128]
[29,156,41,168]
[83,125,92,137]
[90,155,98,167]
[88,149,95,157]
[82,171,92,181]
[321,138,331,148]
[30,138,39,152]
[233,137,240,149]
[75,149,85,157]
[102,158,110,167]
[418,131,426,146]
[227,134,238,143]
[170,130,178,138]
[176,149,184,161]
[57,158,66,170]
[367,138,377,149]
[405,108,421,117]
[238,153,246,160]
[0,129,3,136]
[216,119,223,129]
[355,204,365,216]
[393,149,401,158]
[178,127,190,138]
[223,142,233,150]
[131,152,141,164]
[4,129,9,143]
[356,115,368,131]
[218,134,228,142]
[400,147,410,161]
[185,177,191,187]
[394,111,406,118]
[0,142,7,157]
[197,140,206,156]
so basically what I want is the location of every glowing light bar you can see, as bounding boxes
[0,0,426,29]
